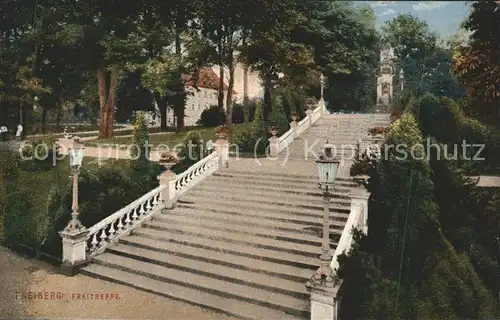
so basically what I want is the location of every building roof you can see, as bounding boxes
[182,67,236,94]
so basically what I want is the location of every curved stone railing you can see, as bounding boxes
[60,149,225,269]
[270,103,326,157]
[308,188,369,320]
[169,151,220,200]
[86,185,165,259]
[295,117,309,137]
[311,104,322,124]
[329,201,365,272]
[278,128,295,154]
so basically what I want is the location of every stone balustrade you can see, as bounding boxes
[269,103,324,157]
[168,151,221,201]
[86,185,165,259]
[278,128,295,154]
[308,187,370,320]
[60,146,226,274]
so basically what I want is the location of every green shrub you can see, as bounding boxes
[19,139,60,172]
[171,135,210,173]
[269,95,289,136]
[339,113,500,319]
[231,124,267,155]
[131,111,150,163]
[232,101,257,124]
[196,105,225,127]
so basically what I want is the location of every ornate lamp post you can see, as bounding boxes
[320,73,325,101]
[64,137,86,233]
[307,142,340,288]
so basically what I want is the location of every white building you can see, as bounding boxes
[150,62,263,127]
[376,47,395,105]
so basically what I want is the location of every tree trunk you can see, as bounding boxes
[241,33,250,123]
[105,71,119,138]
[218,65,225,111]
[174,25,185,130]
[97,66,119,139]
[56,98,62,129]
[155,93,167,131]
[243,66,249,123]
[217,26,225,111]
[97,65,108,139]
[41,106,47,133]
[225,39,235,126]
[263,72,272,122]
[175,106,185,131]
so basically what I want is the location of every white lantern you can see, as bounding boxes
[69,138,85,168]
[316,143,340,187]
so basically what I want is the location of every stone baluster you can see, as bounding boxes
[214,138,229,168]
[291,120,298,139]
[306,108,313,128]
[159,170,177,209]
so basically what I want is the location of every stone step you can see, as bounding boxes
[167,206,347,232]
[204,174,352,193]
[213,170,357,187]
[176,199,350,225]
[132,227,321,269]
[119,235,314,281]
[83,259,307,319]
[105,243,310,298]
[143,219,336,253]
[177,195,350,219]
[195,179,352,201]
[154,212,341,246]
[190,183,350,206]
[180,189,350,212]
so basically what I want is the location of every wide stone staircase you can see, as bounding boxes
[82,167,358,319]
[79,112,390,320]
[288,113,392,162]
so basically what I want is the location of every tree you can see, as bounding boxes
[65,0,145,139]
[339,113,499,319]
[382,14,437,97]
[240,0,315,122]
[452,1,500,125]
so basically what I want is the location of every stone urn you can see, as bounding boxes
[158,152,177,170]
[269,126,279,137]
[215,125,229,140]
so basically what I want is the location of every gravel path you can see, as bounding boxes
[0,246,238,320]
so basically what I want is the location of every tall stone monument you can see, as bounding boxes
[376,47,395,108]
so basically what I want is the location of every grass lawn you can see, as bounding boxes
[26,124,126,136]
[84,124,250,149]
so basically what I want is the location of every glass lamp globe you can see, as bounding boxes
[316,143,340,187]
[69,138,85,168]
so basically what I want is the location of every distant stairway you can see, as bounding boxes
[82,169,358,320]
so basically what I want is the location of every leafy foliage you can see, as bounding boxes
[452,1,500,124]
[339,113,500,319]
[196,105,226,127]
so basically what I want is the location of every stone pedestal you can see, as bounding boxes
[214,138,229,167]
[268,136,279,158]
[291,121,298,139]
[308,281,342,320]
[306,109,313,127]
[158,170,177,208]
[350,187,370,235]
[318,98,326,116]
[59,228,89,276]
